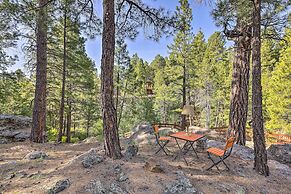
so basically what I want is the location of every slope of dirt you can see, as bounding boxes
[0,139,290,194]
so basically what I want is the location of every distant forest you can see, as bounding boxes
[0,0,290,144]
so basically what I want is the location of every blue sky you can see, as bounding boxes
[86,0,220,69]
[9,0,221,72]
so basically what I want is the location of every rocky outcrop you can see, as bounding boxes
[25,151,48,160]
[0,115,31,128]
[83,137,98,144]
[143,158,165,173]
[0,114,31,143]
[47,179,70,194]
[164,171,199,194]
[124,144,138,159]
[127,123,178,145]
[85,179,128,194]
[82,149,104,168]
[267,144,291,164]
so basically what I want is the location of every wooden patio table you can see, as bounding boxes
[169,131,205,165]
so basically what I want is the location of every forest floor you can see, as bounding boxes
[0,136,291,194]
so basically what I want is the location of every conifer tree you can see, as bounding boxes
[168,0,193,130]
[200,32,227,128]
[266,28,291,133]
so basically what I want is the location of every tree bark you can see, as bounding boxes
[66,99,71,143]
[101,0,122,159]
[117,80,128,129]
[229,25,251,145]
[251,0,269,176]
[31,0,48,143]
[181,62,186,130]
[58,4,67,142]
[86,114,91,137]
[205,82,211,128]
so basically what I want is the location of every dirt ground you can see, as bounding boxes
[0,138,290,194]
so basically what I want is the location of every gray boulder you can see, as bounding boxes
[47,179,70,194]
[14,132,30,141]
[0,114,31,129]
[85,180,128,194]
[268,160,291,180]
[164,171,199,194]
[127,123,178,145]
[127,123,155,145]
[82,149,104,168]
[109,182,128,194]
[0,114,32,143]
[85,179,107,194]
[117,172,128,182]
[0,138,9,144]
[267,144,291,164]
[25,151,48,160]
[124,144,138,159]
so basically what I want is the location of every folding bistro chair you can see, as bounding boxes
[153,125,172,156]
[206,136,236,171]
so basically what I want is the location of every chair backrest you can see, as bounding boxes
[223,136,235,154]
[153,125,159,134]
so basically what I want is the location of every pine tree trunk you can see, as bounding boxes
[101,0,122,159]
[205,82,211,128]
[229,26,251,145]
[163,99,167,123]
[117,81,128,129]
[115,64,120,123]
[31,0,48,143]
[86,115,90,137]
[58,5,67,142]
[66,100,71,143]
[181,63,186,130]
[252,0,269,176]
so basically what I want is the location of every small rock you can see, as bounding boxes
[83,137,98,143]
[25,151,48,160]
[14,132,30,141]
[236,186,247,194]
[5,173,15,180]
[124,144,138,159]
[144,162,165,173]
[109,182,129,194]
[47,179,70,194]
[267,144,291,164]
[117,172,128,182]
[114,164,122,174]
[85,179,107,194]
[164,171,199,194]
[82,149,104,168]
[0,138,9,144]
[16,171,28,178]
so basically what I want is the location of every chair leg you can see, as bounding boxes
[220,157,230,170]
[206,152,220,171]
[155,141,170,155]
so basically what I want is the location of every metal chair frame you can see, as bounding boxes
[153,125,172,156]
[206,136,235,171]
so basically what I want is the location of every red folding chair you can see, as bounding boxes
[206,136,235,171]
[153,125,172,156]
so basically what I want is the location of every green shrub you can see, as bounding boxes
[70,137,79,143]
[74,129,87,140]
[47,128,58,142]
[61,136,67,143]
